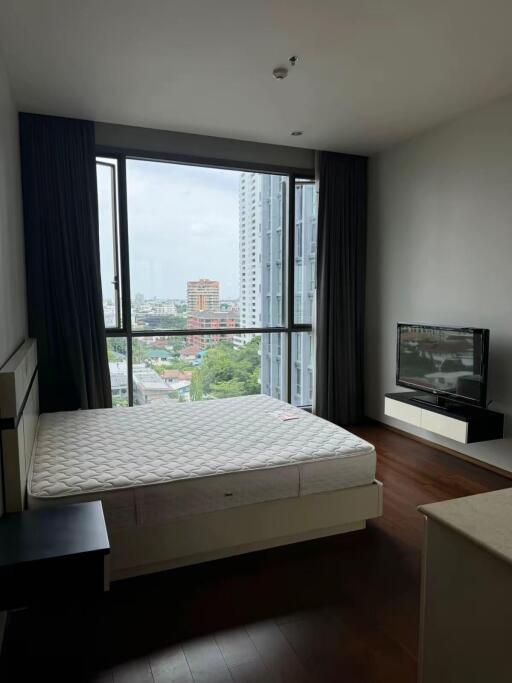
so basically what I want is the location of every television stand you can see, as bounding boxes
[384,392,503,444]
[409,394,450,410]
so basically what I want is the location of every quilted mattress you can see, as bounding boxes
[27,394,376,530]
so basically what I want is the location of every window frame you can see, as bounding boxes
[96,157,123,330]
[97,148,315,408]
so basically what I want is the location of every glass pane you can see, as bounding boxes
[126,160,287,331]
[107,338,128,407]
[294,180,317,324]
[260,332,287,401]
[291,331,314,406]
[97,160,120,328]
[130,333,285,405]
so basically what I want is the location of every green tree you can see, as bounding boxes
[190,371,204,401]
[107,338,127,362]
[191,337,261,400]
[132,339,149,363]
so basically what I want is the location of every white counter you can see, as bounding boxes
[419,487,512,565]
[418,487,512,683]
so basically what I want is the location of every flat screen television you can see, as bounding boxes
[396,323,489,408]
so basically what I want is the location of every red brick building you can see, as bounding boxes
[187,310,239,351]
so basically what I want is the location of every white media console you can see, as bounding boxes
[384,392,503,444]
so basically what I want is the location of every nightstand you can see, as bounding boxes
[0,501,110,611]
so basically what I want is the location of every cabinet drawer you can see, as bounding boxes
[420,409,468,443]
[385,397,422,427]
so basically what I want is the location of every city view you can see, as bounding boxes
[99,164,317,407]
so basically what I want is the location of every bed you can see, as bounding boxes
[0,340,383,581]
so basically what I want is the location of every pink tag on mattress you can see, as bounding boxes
[278,412,300,421]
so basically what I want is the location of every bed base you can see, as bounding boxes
[109,480,383,580]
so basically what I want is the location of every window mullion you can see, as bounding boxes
[109,163,122,329]
[285,173,296,403]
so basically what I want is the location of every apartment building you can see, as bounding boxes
[186,279,220,313]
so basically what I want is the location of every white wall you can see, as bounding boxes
[0,50,25,646]
[367,93,512,473]
[0,54,26,517]
[0,56,25,370]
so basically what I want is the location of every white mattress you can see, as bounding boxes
[27,395,376,530]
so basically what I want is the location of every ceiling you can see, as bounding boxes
[1,0,512,154]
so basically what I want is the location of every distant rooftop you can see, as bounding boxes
[162,369,192,380]
[180,346,199,357]
[145,348,174,360]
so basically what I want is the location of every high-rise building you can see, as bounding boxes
[238,174,285,330]
[238,173,316,405]
[238,173,261,330]
[187,279,219,313]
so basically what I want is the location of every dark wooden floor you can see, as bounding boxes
[2,424,510,682]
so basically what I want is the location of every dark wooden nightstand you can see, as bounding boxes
[0,501,110,611]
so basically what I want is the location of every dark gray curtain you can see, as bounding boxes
[315,151,367,425]
[20,113,112,413]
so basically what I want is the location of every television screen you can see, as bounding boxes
[397,324,488,405]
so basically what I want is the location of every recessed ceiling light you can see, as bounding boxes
[273,57,300,80]
[273,67,288,80]
[290,130,303,136]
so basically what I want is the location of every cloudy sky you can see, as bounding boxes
[98,159,241,302]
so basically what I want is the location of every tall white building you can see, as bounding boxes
[238,173,316,404]
[238,173,259,330]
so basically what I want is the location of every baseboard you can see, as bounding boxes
[370,418,512,481]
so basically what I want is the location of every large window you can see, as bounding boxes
[97,155,316,407]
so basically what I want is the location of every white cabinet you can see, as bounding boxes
[385,392,503,444]
[385,395,469,444]
[384,397,422,427]
[420,408,468,443]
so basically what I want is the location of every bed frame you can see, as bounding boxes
[0,340,383,581]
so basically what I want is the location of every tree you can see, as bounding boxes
[107,338,127,362]
[132,339,149,364]
[190,372,204,401]
[191,337,261,400]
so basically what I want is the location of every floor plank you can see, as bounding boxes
[228,658,278,682]
[113,657,154,683]
[214,628,260,669]
[246,620,311,682]
[150,646,193,683]
[181,637,233,683]
[89,672,115,683]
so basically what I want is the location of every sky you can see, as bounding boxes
[98,159,241,302]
